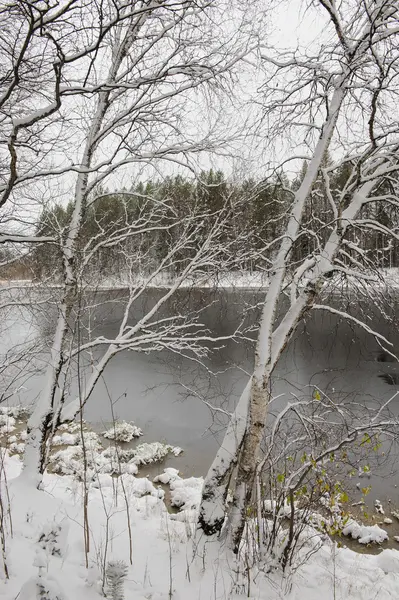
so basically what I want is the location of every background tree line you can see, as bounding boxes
[21,160,399,283]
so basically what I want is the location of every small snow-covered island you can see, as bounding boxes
[1,1,399,599]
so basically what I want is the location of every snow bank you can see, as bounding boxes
[1,453,399,600]
[92,270,270,290]
[6,267,399,293]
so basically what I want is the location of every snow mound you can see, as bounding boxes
[154,468,203,511]
[153,467,180,485]
[103,421,143,442]
[10,442,25,454]
[342,518,388,544]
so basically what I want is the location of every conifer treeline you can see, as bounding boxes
[31,164,399,280]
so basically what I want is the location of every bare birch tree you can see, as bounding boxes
[0,0,263,485]
[199,0,399,551]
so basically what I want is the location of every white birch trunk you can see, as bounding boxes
[228,170,385,550]
[21,18,139,484]
[199,84,346,540]
[198,379,251,535]
[199,0,391,537]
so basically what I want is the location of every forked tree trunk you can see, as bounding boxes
[199,157,386,549]
[199,82,348,545]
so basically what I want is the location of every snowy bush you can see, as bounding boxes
[51,442,135,477]
[48,430,182,478]
[49,431,104,475]
[101,446,136,463]
[131,442,178,465]
[103,421,143,442]
[38,524,62,557]
[0,414,16,434]
[106,560,128,600]
[50,446,86,476]
[168,477,203,511]
[81,431,102,451]
[19,575,65,600]
[58,422,81,433]
[51,433,77,446]
[0,405,31,419]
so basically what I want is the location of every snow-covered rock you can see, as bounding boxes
[52,433,78,446]
[130,442,180,465]
[103,421,143,442]
[342,519,388,544]
[375,499,385,514]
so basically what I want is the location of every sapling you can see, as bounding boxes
[106,560,128,600]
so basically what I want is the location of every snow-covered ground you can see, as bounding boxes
[0,271,270,290]
[1,451,399,600]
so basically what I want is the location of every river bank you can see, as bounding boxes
[2,267,399,291]
[2,445,399,600]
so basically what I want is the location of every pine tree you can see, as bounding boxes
[106,560,128,600]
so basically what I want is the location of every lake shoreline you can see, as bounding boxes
[2,267,399,291]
